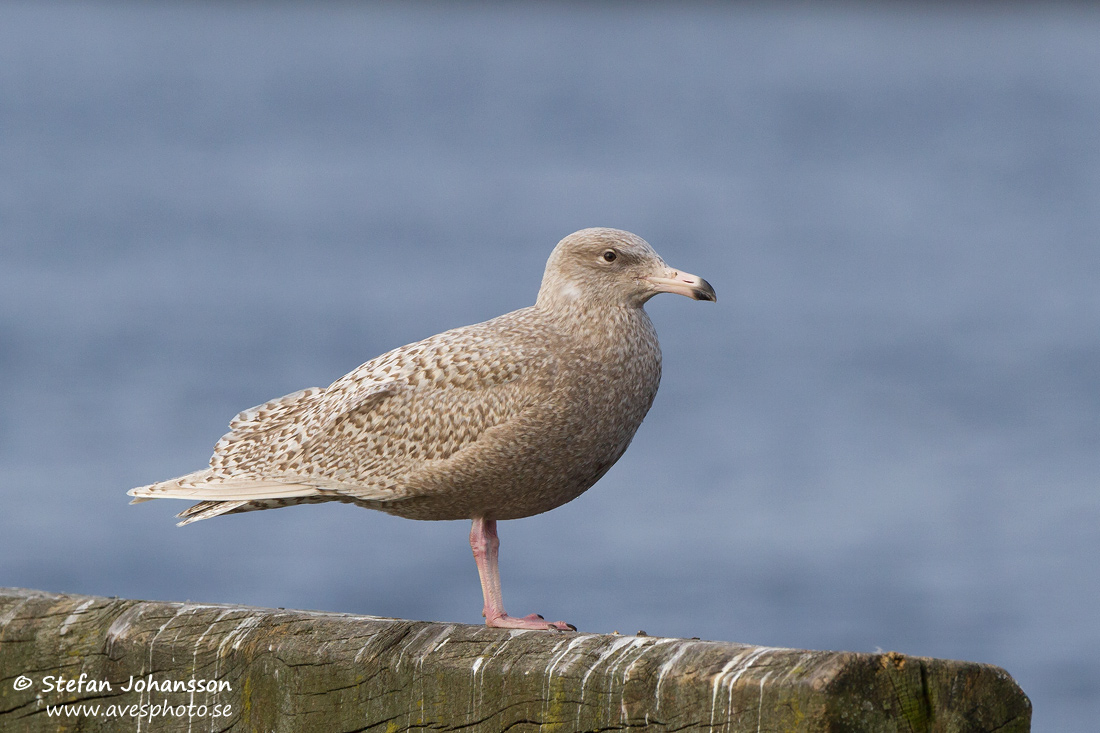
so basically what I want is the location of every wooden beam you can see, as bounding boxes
[0,587,1030,732]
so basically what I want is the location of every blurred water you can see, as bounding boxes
[2,2,1099,729]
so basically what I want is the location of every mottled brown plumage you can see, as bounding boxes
[129,227,715,629]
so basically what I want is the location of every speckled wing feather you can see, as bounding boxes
[269,311,549,498]
[136,309,554,510]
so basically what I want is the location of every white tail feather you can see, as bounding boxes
[127,470,322,503]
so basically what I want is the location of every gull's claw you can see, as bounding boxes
[486,613,575,631]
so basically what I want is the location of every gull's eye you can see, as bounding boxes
[602,250,617,263]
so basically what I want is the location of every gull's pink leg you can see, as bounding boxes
[469,517,575,631]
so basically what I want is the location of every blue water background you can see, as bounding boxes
[2,3,1098,729]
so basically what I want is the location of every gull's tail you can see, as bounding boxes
[128,470,324,526]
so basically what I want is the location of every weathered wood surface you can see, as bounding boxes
[0,587,1029,732]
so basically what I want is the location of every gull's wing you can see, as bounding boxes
[129,308,557,510]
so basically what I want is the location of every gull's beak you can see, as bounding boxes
[643,267,717,302]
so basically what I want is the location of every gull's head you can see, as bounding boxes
[537,227,716,310]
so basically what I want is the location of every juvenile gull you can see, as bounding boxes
[129,228,715,630]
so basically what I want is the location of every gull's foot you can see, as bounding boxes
[486,613,576,631]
